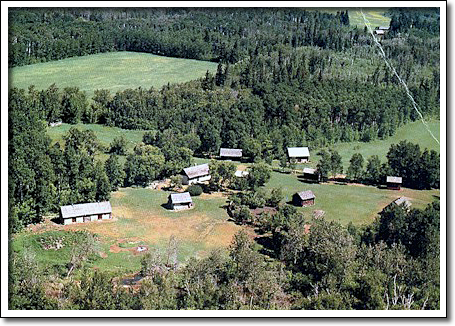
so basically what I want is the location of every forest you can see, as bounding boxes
[8,7,441,311]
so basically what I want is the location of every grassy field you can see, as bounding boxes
[276,119,440,171]
[314,7,391,29]
[9,51,218,99]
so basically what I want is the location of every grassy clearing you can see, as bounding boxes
[314,7,391,28]
[55,187,245,271]
[274,120,440,171]
[265,171,439,226]
[9,51,218,99]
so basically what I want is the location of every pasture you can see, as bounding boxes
[314,7,391,28]
[265,171,439,226]
[9,51,218,99]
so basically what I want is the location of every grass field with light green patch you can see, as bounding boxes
[9,51,218,99]
[265,171,439,226]
[314,7,391,29]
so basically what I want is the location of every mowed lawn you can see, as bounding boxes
[9,51,218,99]
[61,187,245,271]
[265,171,439,226]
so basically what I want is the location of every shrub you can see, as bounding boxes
[187,184,203,196]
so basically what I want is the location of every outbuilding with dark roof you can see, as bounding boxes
[292,190,316,207]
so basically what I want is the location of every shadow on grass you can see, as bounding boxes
[50,217,63,225]
[433,195,440,200]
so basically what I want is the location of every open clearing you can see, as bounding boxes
[9,51,218,99]
[314,8,391,28]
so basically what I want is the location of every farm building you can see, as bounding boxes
[378,26,390,31]
[168,192,194,210]
[220,148,243,160]
[292,190,316,207]
[387,197,412,211]
[374,29,385,35]
[287,147,310,163]
[302,167,319,182]
[235,170,249,178]
[60,201,112,225]
[386,176,403,190]
[182,163,211,185]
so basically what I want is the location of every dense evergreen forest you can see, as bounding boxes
[8,7,441,311]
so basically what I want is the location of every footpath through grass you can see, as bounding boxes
[9,51,218,99]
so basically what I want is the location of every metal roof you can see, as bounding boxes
[220,148,242,157]
[394,197,411,208]
[296,190,315,201]
[235,170,249,177]
[287,147,310,158]
[387,176,402,183]
[183,163,210,179]
[375,30,385,35]
[303,168,317,174]
[60,201,112,219]
[170,192,193,204]
[378,26,390,30]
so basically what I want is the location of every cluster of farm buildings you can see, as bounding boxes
[59,146,406,225]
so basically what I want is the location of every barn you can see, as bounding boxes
[60,201,112,225]
[168,192,194,210]
[182,163,211,185]
[292,190,316,207]
[287,147,310,163]
[220,148,242,160]
[302,167,319,182]
[386,176,403,190]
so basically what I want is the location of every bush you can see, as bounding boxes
[187,184,203,196]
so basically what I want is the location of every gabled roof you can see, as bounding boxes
[287,147,310,158]
[61,201,112,219]
[296,190,315,201]
[170,192,192,204]
[220,148,242,157]
[183,163,210,179]
[387,176,402,184]
[303,168,317,175]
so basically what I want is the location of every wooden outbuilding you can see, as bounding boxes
[389,197,412,211]
[182,163,211,185]
[60,201,112,225]
[386,176,403,190]
[302,167,320,182]
[287,147,310,163]
[168,192,194,211]
[220,148,242,160]
[292,190,315,207]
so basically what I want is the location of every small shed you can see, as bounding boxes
[220,148,243,160]
[378,26,390,31]
[235,170,249,178]
[182,163,211,185]
[292,190,315,207]
[287,147,310,163]
[392,197,412,210]
[60,201,112,225]
[168,192,194,211]
[386,176,403,190]
[374,29,385,35]
[302,167,319,182]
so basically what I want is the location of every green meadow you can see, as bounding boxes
[9,51,218,99]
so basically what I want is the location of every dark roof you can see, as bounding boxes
[183,163,210,179]
[296,190,315,201]
[387,176,402,184]
[287,147,310,157]
[220,148,242,157]
[61,201,112,219]
[170,192,192,204]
